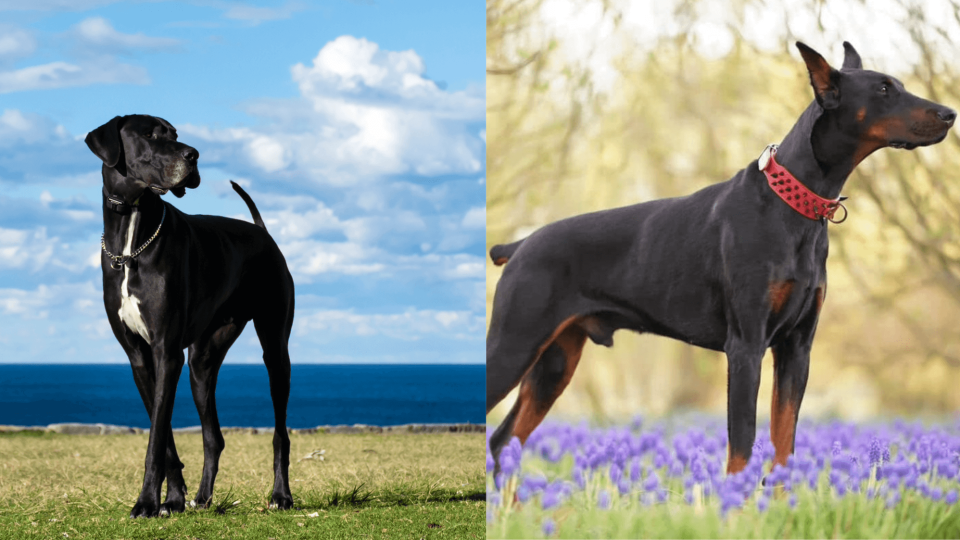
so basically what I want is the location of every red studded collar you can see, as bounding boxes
[758,144,847,223]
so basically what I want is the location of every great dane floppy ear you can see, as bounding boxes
[796,42,841,110]
[85,116,125,169]
[842,41,863,70]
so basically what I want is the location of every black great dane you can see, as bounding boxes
[486,43,955,475]
[85,115,295,517]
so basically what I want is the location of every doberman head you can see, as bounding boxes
[797,42,955,176]
[85,115,201,202]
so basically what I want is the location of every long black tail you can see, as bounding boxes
[490,240,524,266]
[230,181,266,230]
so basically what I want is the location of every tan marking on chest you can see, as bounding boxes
[768,280,795,314]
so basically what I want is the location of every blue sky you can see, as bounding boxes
[0,0,485,364]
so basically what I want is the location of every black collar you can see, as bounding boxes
[102,187,140,215]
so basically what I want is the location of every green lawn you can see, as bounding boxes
[0,430,485,539]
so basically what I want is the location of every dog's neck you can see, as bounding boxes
[776,102,857,201]
[102,166,164,260]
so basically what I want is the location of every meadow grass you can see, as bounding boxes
[0,430,485,539]
[486,419,960,539]
[490,467,960,538]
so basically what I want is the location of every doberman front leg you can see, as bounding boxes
[770,335,813,470]
[725,338,765,474]
[131,344,185,518]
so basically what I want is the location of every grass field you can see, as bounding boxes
[486,417,960,539]
[0,430,485,539]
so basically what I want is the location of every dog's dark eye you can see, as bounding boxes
[879,84,888,95]
[144,132,156,139]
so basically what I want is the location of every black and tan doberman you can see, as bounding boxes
[486,43,955,475]
[86,114,295,517]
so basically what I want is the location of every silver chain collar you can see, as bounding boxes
[101,205,166,270]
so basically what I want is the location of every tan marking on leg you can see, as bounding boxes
[727,452,748,475]
[770,354,797,469]
[814,286,825,314]
[768,280,795,314]
[512,324,588,443]
[493,257,508,266]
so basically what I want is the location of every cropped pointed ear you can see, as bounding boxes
[84,116,125,168]
[842,41,862,70]
[796,42,841,110]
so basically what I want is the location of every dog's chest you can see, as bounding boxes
[117,209,151,343]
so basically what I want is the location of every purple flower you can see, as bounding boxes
[573,468,586,490]
[609,464,622,484]
[542,518,556,536]
[757,496,769,512]
[643,471,660,492]
[597,489,611,510]
[788,494,798,508]
[886,491,901,509]
[542,489,560,510]
[630,458,641,483]
[946,490,958,505]
[516,485,531,503]
[618,478,631,496]
[486,452,494,473]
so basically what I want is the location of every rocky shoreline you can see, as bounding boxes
[0,422,485,435]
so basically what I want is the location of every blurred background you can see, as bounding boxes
[486,0,960,423]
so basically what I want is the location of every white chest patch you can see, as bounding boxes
[118,209,151,344]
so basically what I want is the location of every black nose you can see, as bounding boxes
[181,147,199,161]
[937,108,956,125]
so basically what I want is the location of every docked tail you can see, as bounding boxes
[490,240,524,266]
[230,181,266,230]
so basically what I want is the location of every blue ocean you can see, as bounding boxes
[0,364,484,428]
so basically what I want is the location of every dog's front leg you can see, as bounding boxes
[125,346,188,516]
[724,337,765,475]
[770,337,810,471]
[131,346,185,518]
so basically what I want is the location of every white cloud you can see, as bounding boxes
[185,36,485,183]
[0,227,56,270]
[0,281,100,319]
[294,308,484,341]
[0,109,69,145]
[461,207,485,229]
[0,27,35,59]
[0,59,148,94]
[73,17,181,52]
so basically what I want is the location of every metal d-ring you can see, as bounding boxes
[827,201,848,224]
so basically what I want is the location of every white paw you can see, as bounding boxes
[158,508,169,517]
[269,503,278,509]
[188,500,196,508]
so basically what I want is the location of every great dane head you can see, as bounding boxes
[85,114,201,199]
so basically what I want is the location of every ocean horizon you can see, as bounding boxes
[0,364,484,428]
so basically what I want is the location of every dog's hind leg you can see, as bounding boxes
[187,320,247,508]
[253,302,294,511]
[489,321,588,468]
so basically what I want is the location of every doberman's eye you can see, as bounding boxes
[879,84,888,95]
